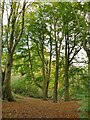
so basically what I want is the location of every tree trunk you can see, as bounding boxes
[64,64,69,101]
[40,34,47,100]
[2,1,26,102]
[64,34,69,101]
[46,65,51,98]
[46,80,49,98]
[42,61,47,100]
[53,48,59,102]
[53,23,59,102]
[2,70,5,86]
[45,26,52,98]
[26,35,35,81]
[3,54,14,101]
[42,54,47,100]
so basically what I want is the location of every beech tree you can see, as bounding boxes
[23,3,53,100]
[2,1,26,101]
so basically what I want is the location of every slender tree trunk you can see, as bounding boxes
[53,43,59,102]
[46,80,49,98]
[46,24,52,98]
[42,58,46,100]
[42,46,47,100]
[2,70,5,86]
[3,54,14,101]
[53,23,59,102]
[40,34,47,100]
[26,35,35,81]
[64,34,69,101]
[45,62,48,98]
[46,61,51,98]
[26,35,42,89]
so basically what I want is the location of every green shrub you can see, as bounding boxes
[11,77,43,98]
[78,94,89,118]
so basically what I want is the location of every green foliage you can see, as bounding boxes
[2,2,89,103]
[11,76,43,98]
[78,96,89,118]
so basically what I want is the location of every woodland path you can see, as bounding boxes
[2,96,80,119]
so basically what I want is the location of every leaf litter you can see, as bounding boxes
[2,97,80,118]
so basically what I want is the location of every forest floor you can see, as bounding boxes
[2,95,80,119]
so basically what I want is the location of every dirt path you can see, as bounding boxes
[2,97,80,119]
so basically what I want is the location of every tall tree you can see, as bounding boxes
[46,22,52,98]
[2,1,26,101]
[62,3,84,101]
